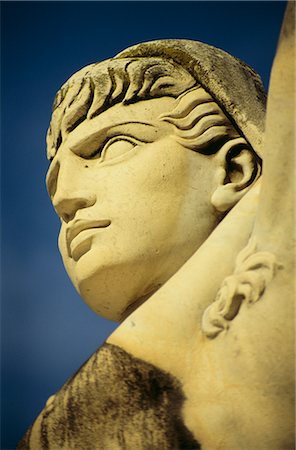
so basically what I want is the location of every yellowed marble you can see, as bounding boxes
[18,3,295,449]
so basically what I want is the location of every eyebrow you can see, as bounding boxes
[68,121,158,156]
[46,121,159,194]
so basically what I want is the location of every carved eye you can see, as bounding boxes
[81,135,146,161]
[100,137,138,161]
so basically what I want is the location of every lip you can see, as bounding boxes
[66,219,111,258]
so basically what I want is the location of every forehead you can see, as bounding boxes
[46,57,197,160]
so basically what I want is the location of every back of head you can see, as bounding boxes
[115,39,266,156]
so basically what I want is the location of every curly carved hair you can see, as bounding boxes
[47,56,261,179]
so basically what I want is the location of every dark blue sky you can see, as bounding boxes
[2,1,286,448]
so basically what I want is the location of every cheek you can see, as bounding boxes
[109,173,188,242]
[116,142,191,211]
[95,142,210,251]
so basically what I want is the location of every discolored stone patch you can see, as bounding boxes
[17,343,201,449]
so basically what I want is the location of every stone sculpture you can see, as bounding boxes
[18,3,294,449]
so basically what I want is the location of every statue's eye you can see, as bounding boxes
[102,137,138,161]
[89,136,139,162]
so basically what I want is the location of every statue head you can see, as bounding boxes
[46,40,265,321]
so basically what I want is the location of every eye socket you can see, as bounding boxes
[90,136,139,162]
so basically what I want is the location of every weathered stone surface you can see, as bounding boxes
[18,3,294,449]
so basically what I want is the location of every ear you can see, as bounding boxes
[211,138,261,212]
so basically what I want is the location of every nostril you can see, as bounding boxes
[63,201,89,222]
[53,193,96,222]
[76,200,88,210]
[62,212,71,223]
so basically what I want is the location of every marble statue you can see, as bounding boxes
[17,3,294,449]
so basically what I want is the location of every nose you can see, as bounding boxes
[46,158,96,223]
[53,191,96,223]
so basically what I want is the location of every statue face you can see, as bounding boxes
[46,96,219,321]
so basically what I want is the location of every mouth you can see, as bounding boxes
[66,219,111,260]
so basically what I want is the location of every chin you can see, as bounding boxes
[79,279,159,322]
[64,237,203,321]
[72,251,165,322]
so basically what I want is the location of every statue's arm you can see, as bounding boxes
[202,2,295,342]
[254,1,295,266]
